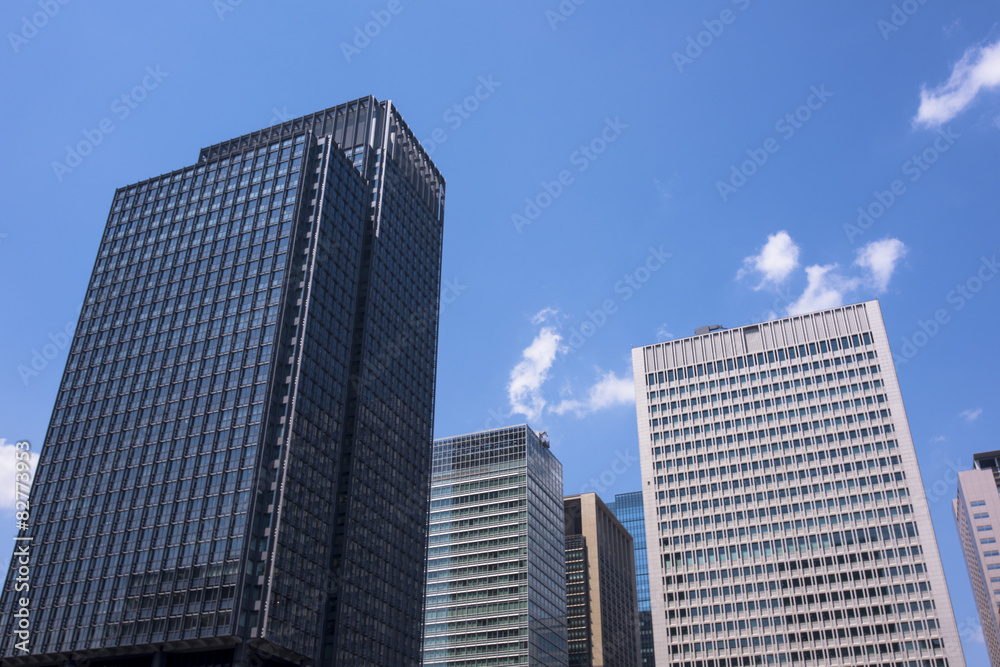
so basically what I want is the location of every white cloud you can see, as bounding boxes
[786,265,860,316]
[960,408,983,422]
[915,39,1000,127]
[855,238,908,292]
[738,231,801,288]
[508,312,565,422]
[657,323,674,341]
[531,307,559,326]
[929,435,947,444]
[0,440,38,510]
[551,369,634,417]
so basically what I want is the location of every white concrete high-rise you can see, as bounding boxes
[954,452,1000,666]
[631,300,965,666]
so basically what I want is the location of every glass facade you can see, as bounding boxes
[608,491,655,667]
[423,425,568,666]
[0,97,445,667]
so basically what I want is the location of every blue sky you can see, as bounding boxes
[1,0,999,659]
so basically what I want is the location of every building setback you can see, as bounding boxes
[608,492,656,667]
[631,300,966,666]
[954,452,1000,666]
[423,425,568,666]
[0,97,445,667]
[564,493,642,667]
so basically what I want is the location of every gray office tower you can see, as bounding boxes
[0,97,445,667]
[608,492,655,667]
[423,425,568,666]
[631,301,965,666]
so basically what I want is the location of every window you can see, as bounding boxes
[972,501,987,507]
[985,550,1000,557]
[974,512,990,519]
[977,525,993,532]
[982,538,997,545]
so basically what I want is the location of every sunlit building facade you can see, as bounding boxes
[954,452,1000,666]
[631,300,965,666]
[423,425,568,666]
[564,492,641,667]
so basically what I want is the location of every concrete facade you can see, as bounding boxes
[564,493,642,667]
[631,300,965,666]
[954,454,1000,666]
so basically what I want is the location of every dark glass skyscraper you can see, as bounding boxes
[0,97,445,667]
[608,491,655,667]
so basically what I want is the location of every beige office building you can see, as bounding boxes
[954,452,1000,666]
[631,300,965,666]
[564,493,642,666]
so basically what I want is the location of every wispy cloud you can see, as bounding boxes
[531,307,559,326]
[786,265,860,316]
[960,407,983,422]
[929,435,947,444]
[507,318,564,422]
[737,231,800,288]
[855,238,908,292]
[657,323,674,341]
[915,39,1000,127]
[0,439,38,510]
[551,369,634,417]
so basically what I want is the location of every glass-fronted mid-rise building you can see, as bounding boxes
[954,451,1000,666]
[0,97,445,667]
[423,425,568,666]
[632,300,966,666]
[608,491,655,667]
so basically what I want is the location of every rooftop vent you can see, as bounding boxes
[694,324,724,336]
